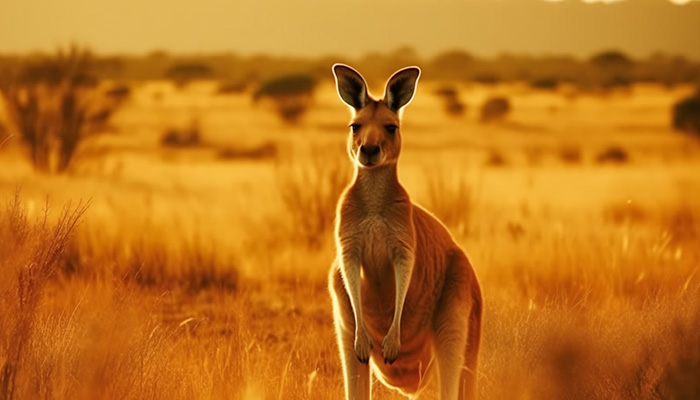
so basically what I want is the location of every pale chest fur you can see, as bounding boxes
[357,214,393,272]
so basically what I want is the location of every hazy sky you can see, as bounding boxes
[1,0,699,59]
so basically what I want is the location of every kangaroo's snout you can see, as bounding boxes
[358,144,382,167]
[360,145,380,156]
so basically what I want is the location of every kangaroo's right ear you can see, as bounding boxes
[332,64,369,110]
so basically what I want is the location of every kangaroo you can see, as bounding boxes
[328,64,483,400]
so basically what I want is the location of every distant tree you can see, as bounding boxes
[590,50,633,70]
[473,73,501,85]
[166,62,213,87]
[431,50,474,80]
[530,77,560,90]
[254,73,316,124]
[0,46,126,173]
[590,50,635,89]
[672,90,700,136]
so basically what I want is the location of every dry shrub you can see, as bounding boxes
[596,145,629,164]
[217,142,278,161]
[254,74,316,124]
[0,46,124,173]
[434,85,467,117]
[160,119,201,148]
[480,96,511,122]
[658,307,700,400]
[476,200,700,399]
[481,296,700,400]
[604,200,647,224]
[420,167,476,237]
[530,77,560,90]
[559,146,583,164]
[0,192,89,400]
[69,224,240,293]
[485,149,507,166]
[165,62,213,88]
[672,90,700,136]
[217,80,248,95]
[275,147,351,248]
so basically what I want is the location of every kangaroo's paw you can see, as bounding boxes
[355,329,373,364]
[381,328,400,364]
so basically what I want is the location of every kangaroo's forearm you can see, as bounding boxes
[391,250,415,330]
[339,249,365,330]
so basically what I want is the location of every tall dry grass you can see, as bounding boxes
[2,179,699,399]
[0,192,88,400]
[275,147,351,249]
[1,81,700,399]
[418,166,478,237]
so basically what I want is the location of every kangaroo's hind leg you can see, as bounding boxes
[433,251,482,400]
[329,263,371,400]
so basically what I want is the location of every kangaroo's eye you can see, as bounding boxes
[385,125,398,134]
[350,124,361,133]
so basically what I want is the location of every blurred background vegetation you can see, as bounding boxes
[1,41,700,399]
[2,45,700,174]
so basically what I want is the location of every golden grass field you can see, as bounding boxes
[1,79,700,399]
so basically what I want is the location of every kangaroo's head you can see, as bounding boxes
[332,64,420,169]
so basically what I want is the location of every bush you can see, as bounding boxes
[254,74,316,124]
[559,146,582,164]
[217,142,278,160]
[473,73,500,85]
[160,121,201,148]
[672,90,700,136]
[530,77,560,90]
[104,83,131,102]
[217,80,248,94]
[0,46,123,173]
[434,85,466,117]
[165,62,213,87]
[480,96,511,122]
[596,146,629,164]
[486,149,508,166]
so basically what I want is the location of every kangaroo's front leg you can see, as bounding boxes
[382,245,415,364]
[339,243,373,364]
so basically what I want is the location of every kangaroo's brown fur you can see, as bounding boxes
[328,64,482,400]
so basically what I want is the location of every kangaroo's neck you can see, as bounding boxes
[350,163,407,211]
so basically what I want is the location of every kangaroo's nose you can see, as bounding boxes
[360,145,380,156]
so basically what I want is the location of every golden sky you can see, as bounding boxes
[1,0,699,58]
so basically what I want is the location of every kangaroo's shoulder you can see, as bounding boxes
[410,202,457,246]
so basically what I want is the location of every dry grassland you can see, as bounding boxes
[1,81,699,399]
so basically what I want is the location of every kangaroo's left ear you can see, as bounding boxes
[383,66,421,113]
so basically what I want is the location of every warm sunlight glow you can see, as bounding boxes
[1,1,699,399]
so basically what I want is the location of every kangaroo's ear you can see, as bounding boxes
[333,64,369,110]
[383,66,421,113]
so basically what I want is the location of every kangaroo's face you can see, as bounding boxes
[333,64,421,169]
[348,101,401,168]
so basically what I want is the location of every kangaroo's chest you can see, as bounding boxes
[357,215,393,269]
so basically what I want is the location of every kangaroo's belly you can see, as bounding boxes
[370,331,435,394]
[361,270,436,394]
[354,212,439,393]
